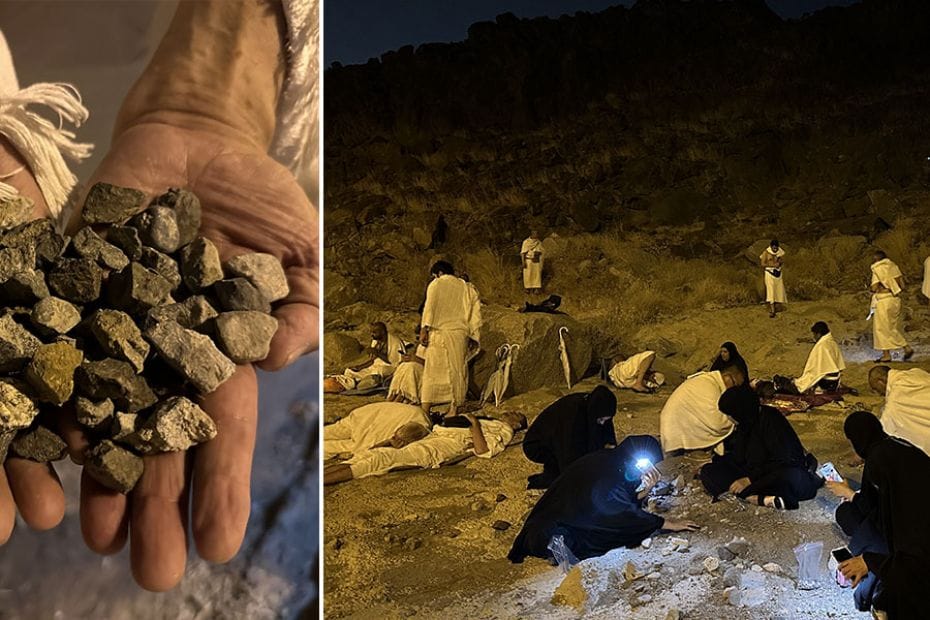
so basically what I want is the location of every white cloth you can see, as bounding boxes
[871,258,903,296]
[323,402,430,459]
[659,371,733,453]
[608,350,655,389]
[760,246,786,304]
[872,293,907,350]
[380,333,404,367]
[922,256,930,299]
[521,237,543,289]
[880,369,930,457]
[348,419,514,479]
[387,345,426,403]
[794,333,846,393]
[420,274,481,405]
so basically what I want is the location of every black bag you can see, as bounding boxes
[771,268,782,278]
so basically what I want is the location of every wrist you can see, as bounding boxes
[117,0,286,149]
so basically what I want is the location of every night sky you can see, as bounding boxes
[325,0,860,67]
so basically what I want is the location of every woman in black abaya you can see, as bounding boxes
[509,435,699,564]
[522,385,618,489]
[710,341,750,384]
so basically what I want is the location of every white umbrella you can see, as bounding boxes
[559,326,572,390]
[481,344,519,407]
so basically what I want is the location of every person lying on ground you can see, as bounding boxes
[773,321,846,395]
[708,342,750,384]
[699,386,822,509]
[519,294,563,314]
[323,412,527,485]
[607,350,665,394]
[869,250,914,362]
[659,366,744,454]
[386,340,427,404]
[323,321,405,393]
[323,402,431,460]
[830,411,930,618]
[522,385,617,489]
[508,435,700,564]
[869,365,930,456]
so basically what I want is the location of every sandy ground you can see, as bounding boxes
[324,296,930,619]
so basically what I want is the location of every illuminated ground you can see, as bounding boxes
[324,298,930,619]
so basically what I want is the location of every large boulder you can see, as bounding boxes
[470,305,593,398]
[323,332,362,373]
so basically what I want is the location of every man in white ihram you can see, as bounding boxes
[659,367,744,454]
[521,229,544,294]
[869,250,914,362]
[419,260,481,418]
[759,239,786,318]
[790,321,846,394]
[869,365,930,456]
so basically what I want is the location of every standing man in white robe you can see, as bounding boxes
[869,250,914,362]
[759,239,786,318]
[791,321,846,393]
[521,230,544,294]
[922,254,930,305]
[870,365,930,456]
[659,367,744,454]
[419,260,482,417]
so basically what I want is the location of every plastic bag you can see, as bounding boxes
[794,541,823,590]
[548,535,579,574]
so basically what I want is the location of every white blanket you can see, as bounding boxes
[794,333,846,393]
[881,369,930,457]
[659,371,733,453]
[323,402,430,459]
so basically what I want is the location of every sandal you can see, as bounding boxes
[764,496,787,510]
[903,349,914,361]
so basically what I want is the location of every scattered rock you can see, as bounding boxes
[723,566,742,588]
[551,566,586,611]
[703,556,721,573]
[717,545,736,561]
[144,320,236,393]
[224,252,290,302]
[0,219,66,264]
[491,520,511,531]
[633,594,652,606]
[403,538,422,551]
[0,379,39,430]
[88,310,150,372]
[180,237,223,291]
[763,562,782,574]
[25,341,84,404]
[75,397,115,431]
[47,258,104,303]
[724,586,741,607]
[213,311,278,363]
[495,493,507,502]
[623,561,643,582]
[687,564,704,576]
[71,227,129,271]
[110,412,138,441]
[725,537,751,556]
[665,609,681,620]
[640,537,652,549]
[124,396,216,453]
[10,425,67,462]
[0,246,36,281]
[751,564,763,572]
[214,278,272,313]
[82,182,147,224]
[84,439,144,493]
[138,247,182,290]
[30,296,81,335]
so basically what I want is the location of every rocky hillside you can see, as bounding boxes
[324,0,930,325]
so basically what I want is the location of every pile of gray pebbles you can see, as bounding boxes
[0,183,287,493]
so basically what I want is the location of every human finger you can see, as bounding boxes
[5,458,65,531]
[129,451,189,591]
[0,466,16,544]
[191,365,258,563]
[79,469,129,554]
[257,300,317,371]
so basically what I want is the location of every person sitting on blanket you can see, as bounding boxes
[323,402,432,460]
[698,385,823,510]
[323,322,405,393]
[387,339,427,404]
[507,435,700,565]
[774,321,846,395]
[522,386,618,490]
[323,411,527,485]
[870,365,930,456]
[608,350,665,394]
[659,366,745,454]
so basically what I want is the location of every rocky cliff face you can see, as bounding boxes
[324,0,930,316]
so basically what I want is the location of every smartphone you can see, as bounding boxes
[818,462,844,483]
[831,547,853,563]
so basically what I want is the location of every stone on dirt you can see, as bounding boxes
[75,358,158,412]
[180,237,223,291]
[30,296,81,335]
[88,309,150,373]
[10,425,67,462]
[225,252,289,302]
[84,439,143,493]
[82,182,147,224]
[214,311,278,363]
[25,341,84,404]
[144,320,236,393]
[551,566,587,611]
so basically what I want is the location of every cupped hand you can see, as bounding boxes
[65,119,318,591]
[0,137,68,544]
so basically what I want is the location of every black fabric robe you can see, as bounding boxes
[844,411,930,619]
[509,435,664,563]
[522,386,617,488]
[709,341,750,384]
[699,386,822,509]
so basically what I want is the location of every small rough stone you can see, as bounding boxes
[0,195,34,231]
[665,609,681,620]
[84,440,143,493]
[124,396,216,453]
[496,493,507,502]
[763,562,782,573]
[151,188,201,246]
[0,430,14,461]
[30,296,81,335]
[723,566,743,587]
[725,537,751,556]
[0,379,39,430]
[0,314,42,372]
[687,564,704,576]
[214,311,278,363]
[0,246,36,281]
[491,520,511,531]
[139,247,181,289]
[106,226,143,261]
[75,397,115,431]
[641,537,652,549]
[624,561,643,582]
[128,206,180,253]
[82,182,147,224]
[724,586,741,607]
[72,227,129,271]
[0,219,67,264]
[703,556,721,573]
[75,358,158,412]
[0,268,50,304]
[10,426,67,462]
[180,237,223,291]
[107,262,173,313]
[47,258,104,303]
[25,341,84,404]
[88,309,150,372]
[717,545,737,561]
[214,278,271,312]
[110,412,139,441]
[144,320,236,393]
[225,252,289,302]
[551,566,586,611]
[146,295,218,330]
[402,537,422,551]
